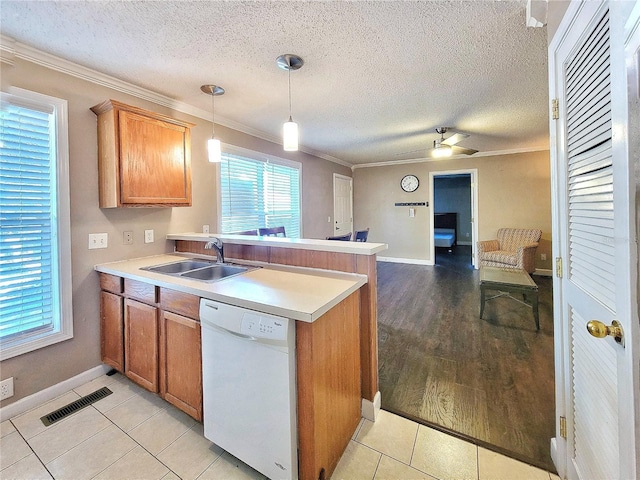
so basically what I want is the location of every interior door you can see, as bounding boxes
[333,174,353,236]
[549,2,639,479]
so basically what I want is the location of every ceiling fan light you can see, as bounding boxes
[432,142,452,158]
[283,118,298,151]
[208,138,222,163]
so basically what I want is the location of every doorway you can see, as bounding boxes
[333,174,353,236]
[429,169,478,268]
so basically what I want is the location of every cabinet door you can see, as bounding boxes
[119,110,192,206]
[124,298,159,392]
[160,311,202,421]
[100,291,124,372]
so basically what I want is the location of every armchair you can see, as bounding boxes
[478,228,542,273]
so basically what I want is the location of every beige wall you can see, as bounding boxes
[0,58,349,406]
[353,151,552,269]
[547,1,572,41]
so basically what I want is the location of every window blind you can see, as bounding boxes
[220,152,301,238]
[0,101,59,341]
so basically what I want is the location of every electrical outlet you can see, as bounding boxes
[123,231,133,245]
[88,233,108,249]
[0,377,14,400]
[541,253,547,261]
[202,225,210,234]
[144,229,154,244]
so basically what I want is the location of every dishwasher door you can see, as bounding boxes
[200,300,297,480]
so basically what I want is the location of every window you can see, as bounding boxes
[219,147,301,238]
[0,88,72,361]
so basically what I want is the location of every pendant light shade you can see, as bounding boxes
[283,117,298,151]
[208,138,222,163]
[276,54,304,152]
[200,84,225,163]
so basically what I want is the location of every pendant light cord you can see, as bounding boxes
[211,92,216,139]
[288,68,292,121]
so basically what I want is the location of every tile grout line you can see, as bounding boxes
[7,418,56,479]
[369,453,383,480]
[92,401,183,480]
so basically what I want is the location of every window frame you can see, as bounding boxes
[0,87,73,361]
[217,144,303,237]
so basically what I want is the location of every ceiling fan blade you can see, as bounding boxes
[451,145,478,156]
[442,132,470,146]
[394,148,427,157]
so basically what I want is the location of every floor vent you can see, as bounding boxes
[40,387,112,426]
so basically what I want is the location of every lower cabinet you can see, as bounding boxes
[99,273,202,421]
[124,298,159,393]
[100,291,124,371]
[160,311,203,421]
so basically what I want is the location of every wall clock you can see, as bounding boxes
[400,174,419,192]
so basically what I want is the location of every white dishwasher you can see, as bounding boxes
[199,299,297,480]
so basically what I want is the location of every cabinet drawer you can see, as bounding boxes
[159,288,200,320]
[100,273,123,294]
[124,278,157,304]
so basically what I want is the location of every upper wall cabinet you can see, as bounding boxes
[91,100,195,208]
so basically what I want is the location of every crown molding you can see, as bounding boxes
[0,35,351,168]
[351,146,550,169]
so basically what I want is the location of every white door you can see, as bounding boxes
[333,174,353,236]
[549,2,639,479]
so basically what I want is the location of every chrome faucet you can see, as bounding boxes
[204,237,224,263]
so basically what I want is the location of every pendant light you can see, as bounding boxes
[276,54,304,152]
[200,84,225,163]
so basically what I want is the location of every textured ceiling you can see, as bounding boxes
[0,1,550,166]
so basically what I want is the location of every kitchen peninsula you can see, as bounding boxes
[96,233,387,480]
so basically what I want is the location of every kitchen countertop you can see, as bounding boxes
[167,232,388,255]
[95,254,367,322]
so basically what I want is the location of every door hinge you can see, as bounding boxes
[552,98,560,120]
[555,257,563,278]
[560,416,567,439]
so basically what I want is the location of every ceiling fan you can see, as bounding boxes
[431,127,478,158]
[396,127,479,158]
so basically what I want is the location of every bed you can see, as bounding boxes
[434,212,457,250]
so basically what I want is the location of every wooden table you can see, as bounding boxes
[479,266,539,330]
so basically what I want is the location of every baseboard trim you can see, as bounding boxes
[0,364,110,422]
[377,256,433,266]
[361,391,381,421]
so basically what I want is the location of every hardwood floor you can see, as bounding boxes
[377,246,556,472]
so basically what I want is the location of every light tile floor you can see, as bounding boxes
[0,373,561,480]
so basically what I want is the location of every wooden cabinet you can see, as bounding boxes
[99,274,202,420]
[100,291,124,371]
[296,291,361,480]
[159,311,202,421]
[91,100,194,208]
[124,298,159,392]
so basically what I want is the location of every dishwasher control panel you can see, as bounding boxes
[241,312,288,341]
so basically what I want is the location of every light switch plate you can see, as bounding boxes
[88,233,108,249]
[203,225,210,234]
[144,230,154,244]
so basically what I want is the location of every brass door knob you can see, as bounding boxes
[587,320,624,345]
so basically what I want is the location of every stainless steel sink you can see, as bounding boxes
[143,259,214,274]
[181,264,250,282]
[141,259,255,283]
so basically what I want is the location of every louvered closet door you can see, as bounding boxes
[552,1,638,479]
